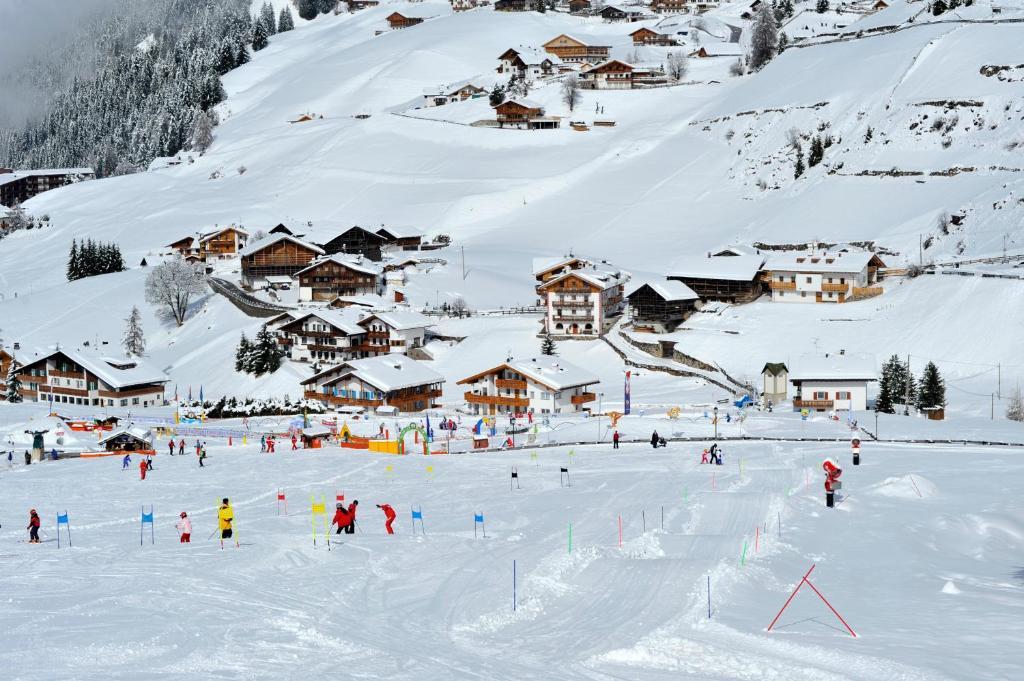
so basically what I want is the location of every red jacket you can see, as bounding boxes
[333,509,350,526]
[380,504,396,521]
[347,502,358,520]
[29,514,40,528]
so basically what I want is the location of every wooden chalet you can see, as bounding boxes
[168,235,201,259]
[630,27,677,46]
[270,223,294,236]
[98,426,154,453]
[494,0,527,10]
[320,226,389,261]
[667,255,766,303]
[302,355,444,413]
[580,60,635,90]
[14,348,168,407]
[295,255,382,302]
[0,347,12,399]
[0,167,94,207]
[376,226,423,251]
[199,226,249,258]
[690,43,745,58]
[386,12,425,29]
[348,0,380,9]
[568,0,592,13]
[538,265,628,337]
[496,48,561,79]
[277,310,368,363]
[542,34,611,63]
[451,0,479,10]
[355,311,433,355]
[239,234,325,289]
[626,280,699,333]
[494,99,559,129]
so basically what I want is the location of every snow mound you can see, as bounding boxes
[869,474,937,499]
[941,580,961,595]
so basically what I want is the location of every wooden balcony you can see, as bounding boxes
[304,391,381,408]
[465,392,529,408]
[552,315,594,323]
[40,386,89,398]
[794,399,834,410]
[553,300,592,307]
[769,280,796,291]
[97,385,165,399]
[821,282,849,293]
[49,369,86,379]
[571,392,597,405]
[495,378,527,390]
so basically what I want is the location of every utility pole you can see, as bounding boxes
[991,393,995,420]
[998,363,1001,399]
[919,235,923,266]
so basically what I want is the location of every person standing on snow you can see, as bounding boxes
[650,431,659,449]
[195,440,201,457]
[260,435,266,453]
[377,503,396,535]
[176,512,192,543]
[612,430,620,449]
[331,503,351,535]
[27,509,41,543]
[139,458,148,481]
[168,440,175,456]
[291,434,298,451]
[218,499,234,540]
[122,453,131,470]
[146,455,154,471]
[178,438,185,456]
[199,446,207,468]
[345,500,359,534]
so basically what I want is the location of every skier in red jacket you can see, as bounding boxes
[345,500,359,534]
[27,509,41,543]
[377,503,396,534]
[331,503,351,535]
[139,458,147,481]
[291,434,298,451]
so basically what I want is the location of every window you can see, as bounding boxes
[541,392,550,399]
[805,277,812,284]
[801,291,807,298]
[120,399,128,407]
[813,391,829,399]
[132,397,140,405]
[835,391,851,400]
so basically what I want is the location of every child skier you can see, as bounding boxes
[701,449,710,464]
[331,503,351,535]
[650,431,659,449]
[178,439,185,456]
[176,512,192,543]
[122,453,131,470]
[27,509,41,543]
[260,435,266,453]
[612,431,620,449]
[167,440,175,456]
[199,446,207,467]
[345,500,359,534]
[377,503,396,535]
[291,434,298,451]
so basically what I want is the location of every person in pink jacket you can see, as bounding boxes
[176,512,192,543]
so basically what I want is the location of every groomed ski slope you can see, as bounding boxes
[1,438,1021,680]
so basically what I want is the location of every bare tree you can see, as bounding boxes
[450,295,469,317]
[666,52,689,82]
[1007,386,1024,422]
[561,74,581,112]
[145,259,207,326]
[191,111,215,154]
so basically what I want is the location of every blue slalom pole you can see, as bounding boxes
[513,560,517,612]
[707,575,711,619]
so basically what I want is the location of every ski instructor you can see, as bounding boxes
[218,498,234,541]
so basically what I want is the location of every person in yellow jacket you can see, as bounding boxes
[218,498,234,540]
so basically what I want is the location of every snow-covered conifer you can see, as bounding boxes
[749,2,779,71]
[122,306,146,357]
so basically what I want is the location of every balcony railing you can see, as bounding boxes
[552,300,592,307]
[794,399,834,410]
[495,378,528,390]
[570,392,597,405]
[464,392,529,408]
[821,282,849,293]
[769,280,796,291]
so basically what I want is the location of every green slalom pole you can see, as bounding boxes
[740,540,748,566]
[568,522,573,554]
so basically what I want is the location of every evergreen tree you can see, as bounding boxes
[794,144,805,179]
[778,31,789,54]
[932,0,948,14]
[536,0,547,12]
[808,135,824,166]
[259,2,277,35]
[748,2,779,71]
[216,39,238,74]
[235,39,251,66]
[122,306,146,357]
[541,333,557,356]
[298,0,319,19]
[252,22,269,52]
[254,326,282,375]
[278,6,295,32]
[876,357,895,414]
[916,361,945,409]
[5,356,22,403]
[235,333,253,373]
[489,84,506,106]
[1006,386,1024,422]
[781,0,794,17]
[816,0,829,12]
[67,239,81,281]
[318,0,337,13]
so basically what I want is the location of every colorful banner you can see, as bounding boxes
[624,371,631,415]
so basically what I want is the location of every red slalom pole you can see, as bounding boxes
[618,515,622,548]
[767,564,815,632]
[803,575,858,637]
[755,525,759,553]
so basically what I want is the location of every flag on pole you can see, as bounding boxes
[188,385,192,401]
[624,371,632,415]
[174,384,179,401]
[199,385,204,403]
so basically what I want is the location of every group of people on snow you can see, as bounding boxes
[701,443,724,466]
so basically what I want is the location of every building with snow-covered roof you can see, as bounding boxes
[319,225,389,261]
[599,5,655,21]
[668,254,766,303]
[356,311,434,355]
[543,34,611,63]
[765,251,885,303]
[497,47,561,79]
[240,234,324,289]
[295,254,383,302]
[458,357,601,415]
[651,0,721,14]
[630,27,679,45]
[376,225,424,250]
[0,204,11,230]
[277,310,369,364]
[199,226,249,259]
[14,347,169,408]
[494,99,559,129]
[580,60,638,89]
[495,0,528,11]
[301,355,443,412]
[789,353,877,412]
[626,279,699,333]
[538,263,630,337]
[386,11,429,29]
[422,81,487,108]
[0,167,94,207]
[98,425,155,452]
[690,43,745,58]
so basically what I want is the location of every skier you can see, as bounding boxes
[345,500,359,534]
[260,435,266,453]
[146,455,154,471]
[122,453,131,470]
[218,499,234,541]
[7,451,12,469]
[195,440,201,457]
[178,438,185,456]
[168,440,175,456]
[139,458,147,481]
[268,436,275,453]
[377,503,396,534]
[612,430,620,449]
[291,434,298,451]
[701,448,710,464]
[650,431,659,449]
[27,509,41,543]
[176,512,192,543]
[199,446,207,468]
[331,503,350,535]
[24,450,30,466]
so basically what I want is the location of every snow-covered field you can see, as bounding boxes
[2,437,1021,680]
